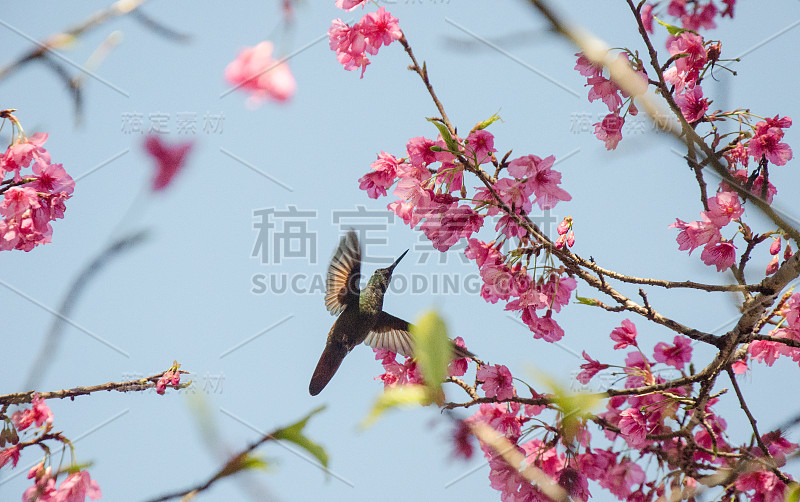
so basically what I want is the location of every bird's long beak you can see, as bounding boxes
[387,249,409,272]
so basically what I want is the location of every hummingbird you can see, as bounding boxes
[309,230,473,396]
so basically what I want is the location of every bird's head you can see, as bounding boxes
[371,249,409,291]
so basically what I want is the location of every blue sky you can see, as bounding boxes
[2,1,800,500]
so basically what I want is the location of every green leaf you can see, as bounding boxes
[411,310,452,401]
[214,453,270,482]
[472,112,502,132]
[786,482,800,502]
[426,118,459,152]
[575,296,600,306]
[272,406,328,470]
[654,16,694,36]
[62,462,93,475]
[361,385,427,429]
[528,367,601,444]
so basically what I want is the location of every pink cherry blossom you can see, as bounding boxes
[0,133,51,181]
[328,19,370,77]
[224,41,296,103]
[360,7,402,54]
[23,463,57,502]
[749,116,793,166]
[731,359,748,374]
[541,273,577,313]
[328,8,401,78]
[530,311,565,342]
[465,130,496,165]
[726,142,749,168]
[477,364,515,401]
[523,156,572,210]
[664,32,706,93]
[373,349,422,388]
[670,216,721,253]
[730,169,777,204]
[558,467,591,502]
[506,154,573,211]
[618,408,649,448]
[704,191,743,227]
[594,113,624,150]
[144,135,193,192]
[480,263,517,303]
[675,86,709,123]
[610,319,638,349]
[406,136,443,167]
[358,151,399,198]
[749,340,783,366]
[335,0,368,10]
[600,457,646,499]
[434,162,463,194]
[641,4,654,33]
[11,394,53,431]
[577,449,618,482]
[29,161,74,196]
[505,286,548,323]
[507,154,551,178]
[700,240,736,271]
[54,470,102,502]
[522,438,564,477]
[420,203,483,252]
[495,213,527,239]
[574,52,602,78]
[577,351,609,384]
[451,419,474,459]
[735,470,786,502]
[448,337,469,377]
[0,445,20,469]
[586,76,623,112]
[492,177,534,213]
[465,238,503,269]
[653,335,693,369]
[473,402,525,440]
[680,2,718,30]
[387,200,421,227]
[1,185,40,219]
[485,444,527,499]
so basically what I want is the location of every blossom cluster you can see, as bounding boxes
[0,394,101,501]
[454,318,797,501]
[374,336,469,388]
[328,6,402,78]
[582,319,798,501]
[0,123,74,251]
[574,52,647,150]
[749,292,800,368]
[460,362,650,501]
[358,126,576,340]
[642,1,736,33]
[669,187,742,271]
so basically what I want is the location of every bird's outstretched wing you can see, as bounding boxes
[324,230,361,315]
[364,312,475,360]
[363,311,415,357]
